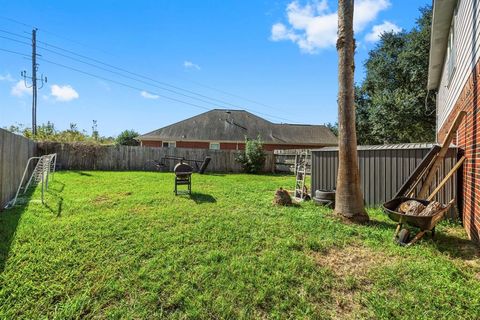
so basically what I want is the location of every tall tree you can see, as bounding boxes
[334,0,369,223]
[356,7,434,145]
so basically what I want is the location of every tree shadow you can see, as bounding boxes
[367,218,396,231]
[189,192,217,204]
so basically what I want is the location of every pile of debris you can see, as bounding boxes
[397,200,445,217]
[273,188,293,206]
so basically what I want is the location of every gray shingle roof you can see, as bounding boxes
[138,109,338,146]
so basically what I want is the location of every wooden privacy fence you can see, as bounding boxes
[273,149,311,174]
[311,143,459,216]
[0,129,37,209]
[38,142,276,173]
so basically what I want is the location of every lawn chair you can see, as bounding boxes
[174,162,193,195]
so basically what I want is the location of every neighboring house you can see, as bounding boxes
[137,109,338,151]
[428,0,480,242]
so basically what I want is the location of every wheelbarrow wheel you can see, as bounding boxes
[397,229,410,245]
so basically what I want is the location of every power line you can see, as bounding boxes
[39,57,212,111]
[0,47,31,58]
[1,15,290,115]
[1,32,294,121]
[36,45,236,109]
[0,16,32,28]
[38,41,239,105]
[0,34,31,46]
[0,20,297,122]
[37,40,293,119]
[0,28,30,40]
[0,15,117,57]
[35,43,294,122]
[40,58,295,123]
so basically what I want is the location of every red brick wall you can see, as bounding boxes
[141,140,162,147]
[220,142,244,150]
[140,140,326,151]
[437,59,480,243]
[176,141,210,149]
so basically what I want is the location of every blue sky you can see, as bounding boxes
[0,0,430,137]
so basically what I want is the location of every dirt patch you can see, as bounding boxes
[93,194,111,204]
[310,244,392,318]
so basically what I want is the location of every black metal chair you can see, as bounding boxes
[174,162,193,195]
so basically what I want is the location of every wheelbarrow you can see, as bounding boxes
[382,197,455,247]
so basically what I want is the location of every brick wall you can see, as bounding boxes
[140,140,326,151]
[437,59,480,242]
[220,142,244,150]
[176,141,210,149]
[141,140,162,147]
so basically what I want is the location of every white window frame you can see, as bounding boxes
[209,142,220,150]
[162,141,176,148]
[447,3,458,86]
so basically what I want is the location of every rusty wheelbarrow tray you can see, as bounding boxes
[382,197,454,247]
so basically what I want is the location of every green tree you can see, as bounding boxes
[235,136,266,173]
[356,6,435,145]
[325,122,338,137]
[116,130,140,146]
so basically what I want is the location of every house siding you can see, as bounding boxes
[437,0,480,131]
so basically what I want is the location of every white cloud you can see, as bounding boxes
[184,61,201,70]
[11,80,32,97]
[365,20,401,42]
[140,90,159,99]
[50,84,79,102]
[0,73,15,82]
[270,0,391,53]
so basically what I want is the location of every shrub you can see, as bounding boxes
[116,130,140,146]
[235,136,266,173]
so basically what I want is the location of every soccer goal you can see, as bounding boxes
[5,153,57,209]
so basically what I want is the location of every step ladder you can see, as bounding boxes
[294,151,310,201]
[5,153,57,209]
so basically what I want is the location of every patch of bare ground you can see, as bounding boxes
[93,194,110,204]
[310,244,393,319]
[93,192,132,206]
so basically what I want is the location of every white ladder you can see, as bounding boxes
[294,151,310,201]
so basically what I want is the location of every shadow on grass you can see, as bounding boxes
[71,171,92,177]
[189,192,216,204]
[367,219,396,231]
[202,173,226,177]
[45,180,65,217]
[367,217,479,260]
[0,188,34,274]
[433,232,480,260]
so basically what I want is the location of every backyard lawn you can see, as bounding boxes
[0,171,479,319]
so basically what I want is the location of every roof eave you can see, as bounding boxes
[427,0,457,90]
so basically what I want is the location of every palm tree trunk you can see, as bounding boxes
[334,0,369,223]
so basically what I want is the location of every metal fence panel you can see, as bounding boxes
[311,144,458,217]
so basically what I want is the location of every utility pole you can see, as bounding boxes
[21,28,47,136]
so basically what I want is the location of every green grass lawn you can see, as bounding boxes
[0,171,479,319]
